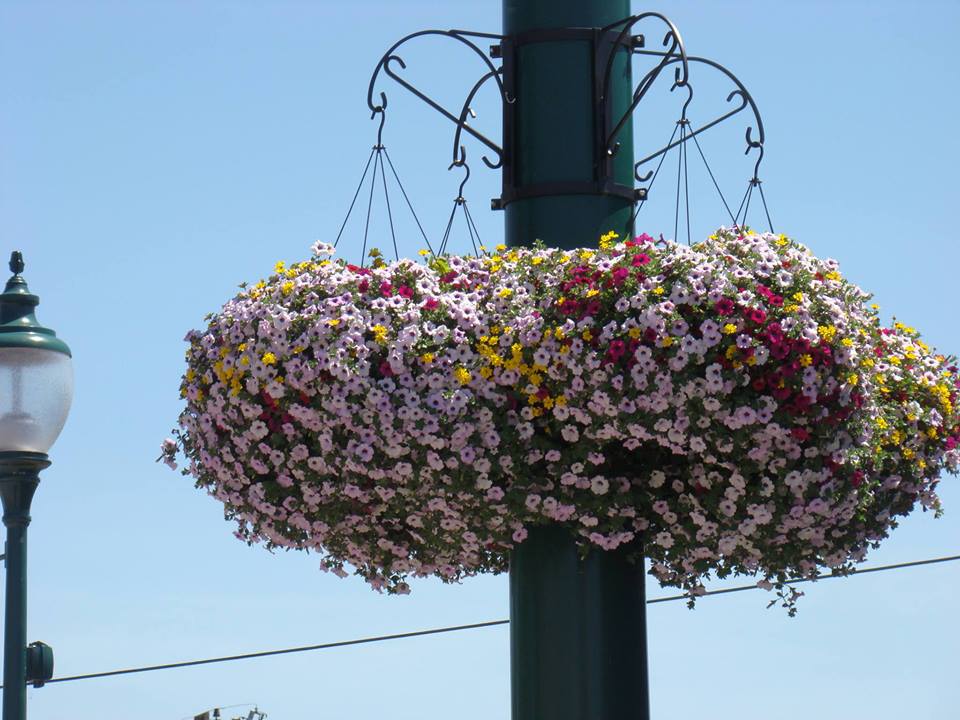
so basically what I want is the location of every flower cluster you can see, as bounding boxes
[165,229,959,602]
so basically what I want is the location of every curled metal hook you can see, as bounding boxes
[381,53,504,165]
[631,55,764,183]
[370,91,388,148]
[452,68,505,169]
[602,12,690,157]
[676,80,694,121]
[750,144,765,182]
[367,29,508,115]
[449,145,471,200]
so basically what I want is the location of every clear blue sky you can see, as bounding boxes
[1,1,958,718]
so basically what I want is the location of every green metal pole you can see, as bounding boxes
[0,452,47,720]
[503,2,650,719]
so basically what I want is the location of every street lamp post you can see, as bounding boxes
[0,252,72,720]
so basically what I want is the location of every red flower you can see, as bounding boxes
[749,308,767,324]
[422,298,439,311]
[851,470,865,488]
[608,340,626,359]
[790,427,810,441]
[379,281,393,297]
[357,279,369,293]
[378,361,394,377]
[632,253,651,267]
[398,285,414,299]
[440,271,458,284]
[635,233,654,243]
[715,298,735,316]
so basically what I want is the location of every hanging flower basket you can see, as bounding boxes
[163,228,959,600]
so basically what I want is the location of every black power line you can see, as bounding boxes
[13,553,958,689]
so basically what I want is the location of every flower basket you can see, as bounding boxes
[164,228,959,602]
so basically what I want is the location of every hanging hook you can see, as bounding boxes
[371,92,388,149]
[449,145,471,202]
[676,80,694,122]
[750,144,765,183]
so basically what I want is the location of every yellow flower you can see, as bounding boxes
[262,352,277,366]
[825,271,841,281]
[927,427,938,439]
[661,336,674,348]
[454,366,472,385]
[841,338,854,347]
[420,352,435,364]
[902,447,915,459]
[371,325,389,344]
[628,327,641,339]
[496,244,507,252]
[555,395,568,407]
[586,289,599,298]
[582,330,593,342]
[418,249,430,256]
[531,256,543,265]
[328,318,341,327]
[722,323,738,335]
[542,396,555,409]
[847,373,859,385]
[281,281,295,295]
[274,261,286,273]
[817,325,837,342]
[799,354,813,367]
[653,287,665,296]
[875,417,888,430]
[186,368,196,382]
[580,250,594,260]
[599,231,619,250]
[499,288,514,298]
[793,292,804,301]
[479,366,493,379]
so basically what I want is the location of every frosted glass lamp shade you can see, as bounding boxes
[0,347,73,453]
